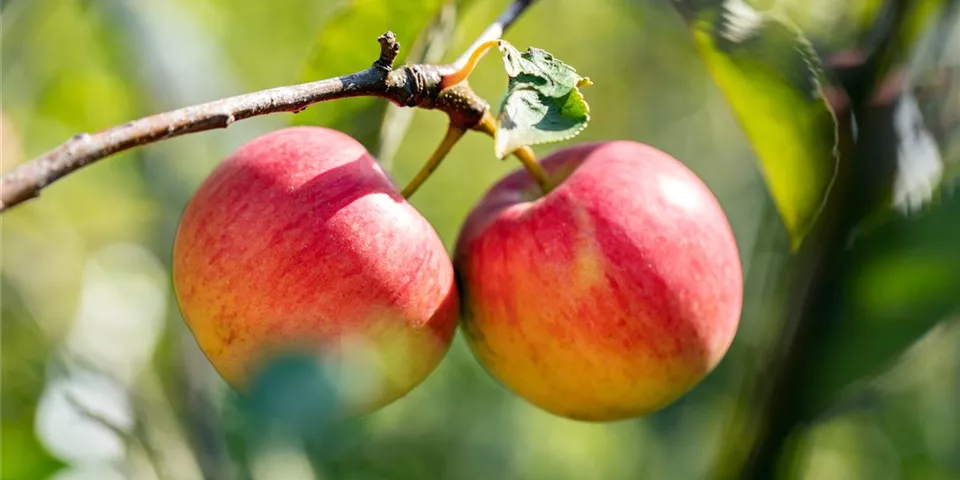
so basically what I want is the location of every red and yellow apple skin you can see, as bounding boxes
[172,126,459,416]
[454,141,743,421]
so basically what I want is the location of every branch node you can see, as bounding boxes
[436,81,489,129]
[375,31,401,73]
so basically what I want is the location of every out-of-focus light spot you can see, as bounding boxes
[892,90,943,214]
[329,333,388,411]
[65,243,168,384]
[250,444,319,480]
[510,405,645,479]
[800,448,858,480]
[719,0,764,43]
[1,110,23,169]
[793,416,900,480]
[35,369,134,465]
[47,464,129,480]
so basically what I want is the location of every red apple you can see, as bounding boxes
[172,126,459,416]
[454,141,743,421]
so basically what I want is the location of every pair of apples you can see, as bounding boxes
[172,126,743,422]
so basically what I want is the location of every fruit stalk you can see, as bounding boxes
[401,124,466,198]
[510,146,555,195]
[473,111,554,194]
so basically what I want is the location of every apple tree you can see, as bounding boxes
[1,0,958,478]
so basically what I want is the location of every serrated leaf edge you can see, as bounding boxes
[704,1,842,250]
[774,10,841,249]
[492,40,593,159]
[493,113,591,159]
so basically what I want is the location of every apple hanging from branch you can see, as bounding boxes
[171,127,459,417]
[454,140,744,421]
[168,30,742,423]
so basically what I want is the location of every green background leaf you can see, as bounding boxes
[493,42,591,158]
[689,7,839,250]
[802,191,960,413]
[291,0,447,151]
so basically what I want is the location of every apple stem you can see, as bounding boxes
[440,40,501,89]
[511,146,554,195]
[401,123,466,199]
[472,111,554,195]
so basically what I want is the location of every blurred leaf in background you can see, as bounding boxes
[292,0,450,151]
[680,0,841,250]
[798,0,960,416]
[804,193,960,415]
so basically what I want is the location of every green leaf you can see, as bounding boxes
[292,0,446,151]
[686,2,840,250]
[802,191,960,413]
[493,41,592,159]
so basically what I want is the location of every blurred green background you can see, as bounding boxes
[2,0,958,479]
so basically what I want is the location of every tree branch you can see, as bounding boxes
[0,32,399,212]
[0,0,539,213]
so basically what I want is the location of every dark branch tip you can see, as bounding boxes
[375,31,401,72]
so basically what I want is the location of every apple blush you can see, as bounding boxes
[172,126,459,417]
[454,140,743,421]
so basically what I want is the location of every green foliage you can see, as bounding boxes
[805,194,960,412]
[292,0,448,150]
[492,41,592,158]
[802,0,960,410]
[3,0,960,479]
[0,289,63,480]
[671,2,959,476]
[685,2,840,250]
